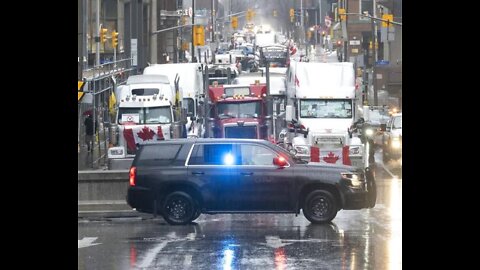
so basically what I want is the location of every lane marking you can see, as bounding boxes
[137,241,169,268]
[78,237,101,249]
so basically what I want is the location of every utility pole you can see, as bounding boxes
[191,0,195,62]
[95,0,100,67]
[150,0,157,64]
[372,0,378,106]
[78,0,83,80]
[211,0,215,42]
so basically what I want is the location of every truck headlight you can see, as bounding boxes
[349,146,363,156]
[392,137,401,149]
[295,145,310,155]
[341,172,364,188]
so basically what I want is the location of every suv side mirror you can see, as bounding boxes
[380,123,386,132]
[273,156,288,167]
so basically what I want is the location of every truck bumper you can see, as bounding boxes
[108,158,134,170]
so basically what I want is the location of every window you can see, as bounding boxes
[118,106,172,124]
[239,144,276,166]
[393,116,402,129]
[360,0,373,20]
[217,101,261,119]
[138,144,182,166]
[131,88,159,96]
[300,99,353,119]
[188,144,236,165]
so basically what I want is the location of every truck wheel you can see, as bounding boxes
[162,191,197,225]
[303,190,338,224]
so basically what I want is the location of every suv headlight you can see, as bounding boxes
[341,172,365,188]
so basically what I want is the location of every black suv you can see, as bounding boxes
[127,138,376,225]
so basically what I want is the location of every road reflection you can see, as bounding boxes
[112,172,401,270]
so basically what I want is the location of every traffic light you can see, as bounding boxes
[246,9,252,22]
[307,31,312,40]
[290,8,294,17]
[231,16,238,29]
[111,30,119,48]
[322,31,326,37]
[273,9,277,17]
[193,25,205,46]
[100,28,108,44]
[339,8,346,21]
[382,14,393,27]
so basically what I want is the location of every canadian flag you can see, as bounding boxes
[123,125,165,153]
[310,146,351,165]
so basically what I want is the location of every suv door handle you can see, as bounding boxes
[240,172,253,176]
[191,171,204,175]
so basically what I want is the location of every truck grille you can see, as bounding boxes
[225,126,257,139]
[314,136,344,146]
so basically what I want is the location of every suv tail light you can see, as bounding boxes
[129,166,137,186]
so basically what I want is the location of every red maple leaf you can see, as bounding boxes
[323,151,340,163]
[137,126,155,141]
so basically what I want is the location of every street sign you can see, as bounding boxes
[349,40,361,45]
[325,16,332,28]
[376,60,390,66]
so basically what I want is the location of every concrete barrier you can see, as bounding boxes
[78,170,137,217]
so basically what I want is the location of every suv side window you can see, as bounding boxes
[137,144,182,166]
[188,143,236,165]
[239,144,276,166]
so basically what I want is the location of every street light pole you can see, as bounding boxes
[95,0,100,67]
[191,0,195,62]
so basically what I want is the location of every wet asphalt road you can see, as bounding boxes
[78,152,401,270]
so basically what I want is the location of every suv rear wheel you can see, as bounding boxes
[303,190,338,224]
[162,191,197,225]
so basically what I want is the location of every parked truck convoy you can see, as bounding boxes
[107,74,185,169]
[282,60,370,169]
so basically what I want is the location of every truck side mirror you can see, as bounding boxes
[285,105,293,122]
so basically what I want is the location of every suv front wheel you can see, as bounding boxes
[303,190,338,224]
[162,191,197,225]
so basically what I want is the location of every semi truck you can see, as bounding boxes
[143,63,204,138]
[206,82,271,140]
[107,74,185,169]
[283,60,370,169]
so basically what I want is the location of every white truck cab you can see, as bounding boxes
[284,60,368,168]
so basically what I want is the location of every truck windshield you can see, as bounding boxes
[300,99,352,119]
[217,101,261,119]
[118,106,172,124]
[393,116,402,129]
